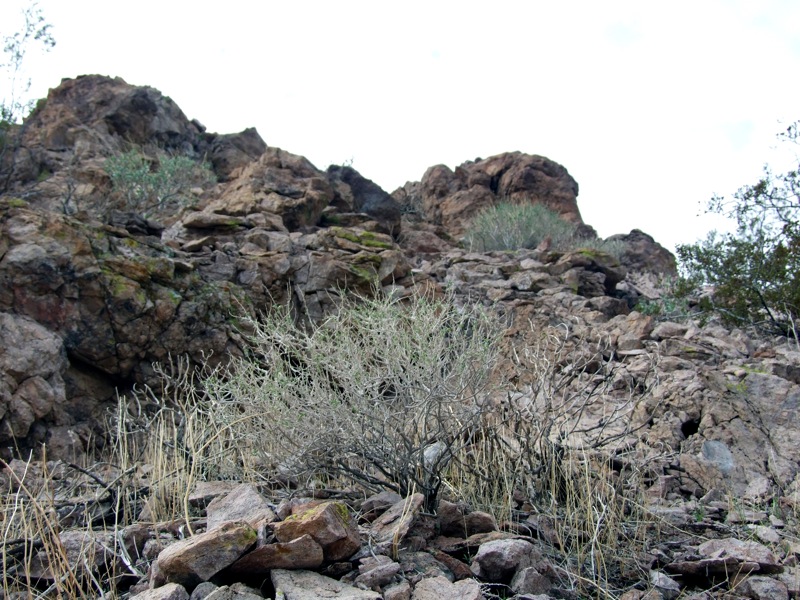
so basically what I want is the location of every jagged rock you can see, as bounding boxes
[153,521,257,589]
[327,165,402,236]
[410,575,483,600]
[607,229,677,275]
[0,312,67,444]
[206,483,276,530]
[383,580,412,600]
[271,569,381,599]
[228,534,324,574]
[188,481,241,509]
[190,582,220,599]
[393,152,582,239]
[361,491,403,521]
[272,500,360,561]
[398,551,455,582]
[200,584,264,600]
[649,570,681,600]
[209,148,334,231]
[666,538,783,579]
[206,128,267,181]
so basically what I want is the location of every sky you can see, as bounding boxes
[3,1,800,253]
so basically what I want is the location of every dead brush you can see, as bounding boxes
[0,453,124,599]
[444,320,663,597]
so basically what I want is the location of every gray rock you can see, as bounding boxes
[738,575,788,600]
[410,575,483,600]
[153,521,257,589]
[206,483,276,530]
[133,583,190,600]
[271,569,381,599]
[470,538,538,582]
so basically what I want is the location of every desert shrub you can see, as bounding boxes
[116,291,504,513]
[198,291,502,511]
[463,201,625,257]
[449,322,661,595]
[676,121,800,335]
[104,150,215,217]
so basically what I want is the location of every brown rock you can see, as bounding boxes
[272,501,360,561]
[206,484,276,530]
[511,567,552,596]
[470,538,539,582]
[154,521,257,589]
[228,534,324,574]
[737,575,789,600]
[393,152,581,239]
[607,229,677,275]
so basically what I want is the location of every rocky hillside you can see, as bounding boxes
[2,75,800,599]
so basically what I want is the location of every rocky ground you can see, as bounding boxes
[2,75,800,599]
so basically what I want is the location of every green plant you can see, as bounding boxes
[676,121,800,335]
[1,1,55,192]
[463,201,625,258]
[104,150,215,218]
[635,277,696,321]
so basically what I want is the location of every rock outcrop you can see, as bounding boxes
[5,74,800,600]
[392,152,582,239]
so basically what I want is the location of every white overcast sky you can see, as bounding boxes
[4,1,800,252]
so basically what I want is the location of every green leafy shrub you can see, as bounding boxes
[676,122,800,335]
[463,201,624,257]
[104,150,216,217]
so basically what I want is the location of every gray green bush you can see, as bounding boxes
[104,150,215,217]
[463,201,625,257]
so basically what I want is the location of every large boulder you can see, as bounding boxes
[607,229,677,275]
[393,151,581,239]
[326,165,402,236]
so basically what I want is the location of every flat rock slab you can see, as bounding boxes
[410,575,483,600]
[229,534,323,574]
[206,483,276,530]
[154,521,257,589]
[271,569,381,599]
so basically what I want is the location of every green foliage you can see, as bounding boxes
[635,277,698,321]
[463,201,624,257]
[1,1,55,126]
[1,2,54,193]
[676,122,800,335]
[104,150,216,217]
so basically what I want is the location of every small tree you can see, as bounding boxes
[676,122,800,334]
[1,2,55,192]
[104,150,216,217]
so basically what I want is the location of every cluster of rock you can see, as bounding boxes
[4,460,799,600]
